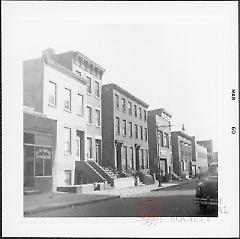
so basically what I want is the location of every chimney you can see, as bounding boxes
[42,48,55,58]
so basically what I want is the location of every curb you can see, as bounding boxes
[24,195,120,216]
[151,179,197,192]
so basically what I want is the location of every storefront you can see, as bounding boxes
[24,110,57,192]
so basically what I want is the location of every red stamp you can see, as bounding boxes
[135,198,162,225]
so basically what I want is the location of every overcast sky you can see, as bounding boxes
[4,2,238,152]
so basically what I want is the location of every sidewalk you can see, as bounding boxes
[24,178,196,216]
[24,192,119,216]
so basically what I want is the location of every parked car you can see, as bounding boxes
[194,163,218,212]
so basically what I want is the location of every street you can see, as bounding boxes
[30,180,217,217]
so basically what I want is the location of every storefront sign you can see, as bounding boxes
[35,147,52,159]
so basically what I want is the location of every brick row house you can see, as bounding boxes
[102,84,151,183]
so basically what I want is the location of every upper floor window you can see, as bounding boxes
[48,81,56,106]
[144,128,148,141]
[134,104,137,117]
[135,124,138,138]
[86,76,91,94]
[144,110,147,121]
[64,88,71,111]
[96,109,101,127]
[115,94,119,108]
[64,127,71,154]
[123,120,127,136]
[87,106,92,124]
[122,98,126,112]
[160,131,164,147]
[128,101,132,115]
[140,126,143,140]
[139,107,142,119]
[129,122,133,138]
[95,81,100,98]
[115,117,120,135]
[77,93,84,115]
[164,133,169,148]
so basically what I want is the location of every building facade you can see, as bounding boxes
[24,49,106,191]
[102,84,149,176]
[171,131,193,178]
[147,109,173,182]
[48,49,105,165]
[197,139,213,166]
[191,136,208,176]
[24,106,57,192]
[213,152,218,163]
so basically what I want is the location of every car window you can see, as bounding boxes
[208,164,218,176]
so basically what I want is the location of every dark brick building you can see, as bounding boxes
[102,84,149,177]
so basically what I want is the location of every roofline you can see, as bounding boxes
[74,51,106,72]
[148,108,172,118]
[171,130,193,141]
[103,83,149,108]
[44,57,87,85]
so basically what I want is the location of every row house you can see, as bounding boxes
[197,139,214,166]
[23,49,105,191]
[171,131,193,178]
[147,109,173,182]
[191,136,208,176]
[102,84,149,177]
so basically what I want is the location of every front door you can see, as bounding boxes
[76,136,81,161]
[135,147,140,171]
[95,140,101,164]
[116,144,122,171]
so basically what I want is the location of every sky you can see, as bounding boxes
[4,2,238,151]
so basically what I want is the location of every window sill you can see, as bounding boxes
[115,106,120,110]
[34,175,53,178]
[64,108,72,113]
[77,113,84,117]
[95,96,101,100]
[87,123,93,126]
[96,125,101,128]
[48,104,57,108]
[87,92,92,96]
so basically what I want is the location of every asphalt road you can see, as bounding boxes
[31,180,218,217]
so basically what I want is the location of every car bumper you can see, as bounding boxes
[194,197,218,206]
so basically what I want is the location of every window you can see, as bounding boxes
[160,131,164,147]
[86,76,92,93]
[144,110,147,121]
[134,105,137,117]
[64,88,71,111]
[122,146,128,169]
[95,81,100,98]
[139,107,142,119]
[128,102,132,115]
[115,117,120,134]
[129,122,133,137]
[115,94,119,108]
[123,120,127,136]
[65,170,71,185]
[130,147,134,169]
[77,94,84,115]
[141,149,144,168]
[145,150,149,169]
[48,81,56,106]
[135,124,138,138]
[140,126,143,140]
[64,127,71,154]
[96,109,101,127]
[86,137,92,158]
[87,106,92,124]
[122,98,126,112]
[164,133,169,148]
[144,128,148,141]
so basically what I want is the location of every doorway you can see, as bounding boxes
[116,143,122,171]
[135,146,140,171]
[95,139,101,164]
[76,130,84,160]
